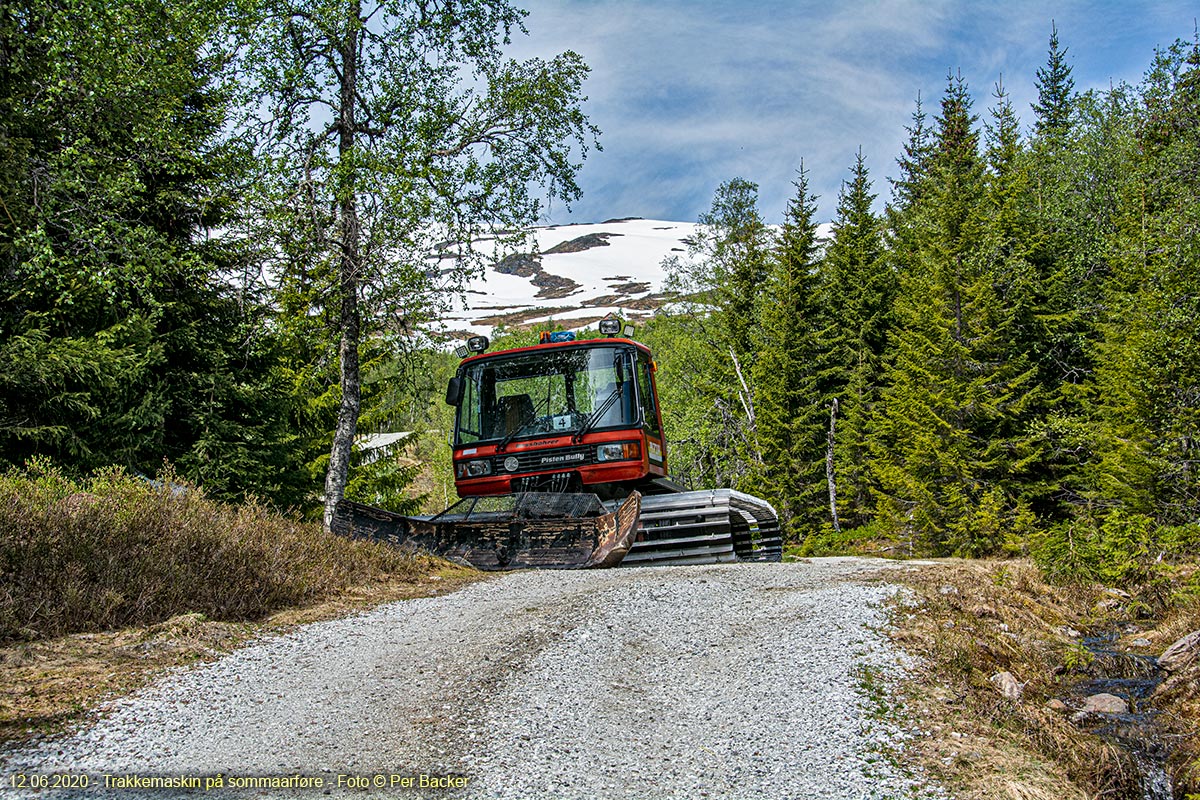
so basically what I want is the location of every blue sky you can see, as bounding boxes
[508,0,1198,224]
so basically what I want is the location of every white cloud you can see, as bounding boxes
[505,0,1197,224]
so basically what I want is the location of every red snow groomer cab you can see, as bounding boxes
[446,322,670,500]
[440,317,782,566]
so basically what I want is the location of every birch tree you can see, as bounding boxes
[232,0,597,526]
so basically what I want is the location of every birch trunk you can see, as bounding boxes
[323,9,362,531]
[826,398,840,534]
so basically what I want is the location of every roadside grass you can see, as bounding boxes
[885,558,1200,799]
[0,460,485,745]
[0,460,446,641]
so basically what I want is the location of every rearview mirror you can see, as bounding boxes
[445,377,464,406]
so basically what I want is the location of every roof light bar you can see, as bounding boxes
[539,330,575,344]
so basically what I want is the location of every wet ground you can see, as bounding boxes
[1067,631,1175,800]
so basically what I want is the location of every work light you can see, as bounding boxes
[598,317,621,335]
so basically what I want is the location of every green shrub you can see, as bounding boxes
[1032,509,1165,586]
[798,518,902,557]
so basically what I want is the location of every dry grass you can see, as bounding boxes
[1151,564,1200,796]
[883,558,1199,799]
[0,463,446,641]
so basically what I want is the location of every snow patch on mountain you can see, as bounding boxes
[435,217,833,340]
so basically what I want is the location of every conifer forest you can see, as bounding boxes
[3,2,1199,579]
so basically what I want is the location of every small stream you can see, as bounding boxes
[1067,632,1174,800]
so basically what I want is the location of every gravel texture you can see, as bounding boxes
[2,557,940,799]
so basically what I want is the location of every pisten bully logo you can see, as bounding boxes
[539,452,585,465]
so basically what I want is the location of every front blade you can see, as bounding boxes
[332,492,641,571]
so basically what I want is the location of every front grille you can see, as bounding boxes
[512,472,582,493]
[493,445,593,475]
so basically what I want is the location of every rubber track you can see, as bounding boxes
[621,489,782,567]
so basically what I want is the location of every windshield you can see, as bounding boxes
[455,346,638,445]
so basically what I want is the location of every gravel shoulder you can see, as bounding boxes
[2,557,939,799]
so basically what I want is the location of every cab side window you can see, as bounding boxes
[636,355,661,437]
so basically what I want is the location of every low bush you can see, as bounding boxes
[1032,510,1200,590]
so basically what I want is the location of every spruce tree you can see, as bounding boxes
[972,80,1047,528]
[1025,32,1129,520]
[0,0,301,502]
[891,93,934,210]
[872,70,1023,554]
[1032,22,1077,143]
[819,151,891,527]
[886,93,935,277]
[751,167,824,537]
[1089,39,1200,523]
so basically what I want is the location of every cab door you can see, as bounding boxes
[635,352,667,475]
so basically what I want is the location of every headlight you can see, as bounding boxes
[596,441,642,462]
[456,459,493,478]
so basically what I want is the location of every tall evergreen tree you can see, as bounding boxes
[1026,41,1133,520]
[886,93,935,278]
[819,151,891,527]
[1089,39,1200,523]
[1032,22,1077,142]
[0,0,300,501]
[871,70,1032,554]
[975,79,1048,519]
[751,166,824,537]
[890,92,935,213]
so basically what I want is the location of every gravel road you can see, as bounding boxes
[2,557,939,799]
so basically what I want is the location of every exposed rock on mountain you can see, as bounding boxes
[439,217,832,339]
[543,232,622,254]
[531,271,581,299]
[494,252,542,277]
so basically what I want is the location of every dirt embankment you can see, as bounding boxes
[888,559,1200,800]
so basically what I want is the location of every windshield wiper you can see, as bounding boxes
[572,384,623,444]
[495,394,552,453]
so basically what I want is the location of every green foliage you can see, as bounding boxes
[869,72,1046,556]
[751,167,825,536]
[1033,510,1166,586]
[641,311,746,489]
[1032,22,1077,142]
[230,0,599,524]
[947,486,1036,558]
[796,519,899,558]
[4,3,1199,588]
[1086,39,1200,526]
[0,0,308,505]
[819,151,892,529]
[654,179,773,491]
[651,35,1197,567]
[1061,641,1094,672]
